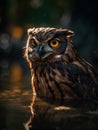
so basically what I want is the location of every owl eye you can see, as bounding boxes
[30,39,36,47]
[49,39,60,47]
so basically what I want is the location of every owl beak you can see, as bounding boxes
[37,45,52,59]
[37,45,45,59]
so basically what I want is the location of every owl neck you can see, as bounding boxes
[30,52,80,71]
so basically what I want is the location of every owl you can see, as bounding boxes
[24,27,98,101]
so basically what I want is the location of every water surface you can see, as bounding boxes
[0,63,98,130]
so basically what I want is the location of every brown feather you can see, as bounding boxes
[25,27,98,100]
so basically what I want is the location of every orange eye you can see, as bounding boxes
[49,40,59,47]
[31,39,36,46]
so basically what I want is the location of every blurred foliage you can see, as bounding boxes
[0,0,98,68]
[6,0,73,26]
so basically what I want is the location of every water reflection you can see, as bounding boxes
[24,96,35,130]
[1,90,98,130]
[0,63,98,130]
[23,96,98,130]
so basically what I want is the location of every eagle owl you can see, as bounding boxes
[25,27,98,100]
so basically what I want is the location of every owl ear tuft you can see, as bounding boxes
[27,28,33,35]
[63,29,75,37]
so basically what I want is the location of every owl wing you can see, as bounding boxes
[66,62,98,99]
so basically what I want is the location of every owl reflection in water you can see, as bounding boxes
[25,27,98,100]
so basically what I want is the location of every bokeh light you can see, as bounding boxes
[0,33,10,50]
[10,63,23,82]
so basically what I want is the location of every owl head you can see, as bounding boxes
[25,27,75,66]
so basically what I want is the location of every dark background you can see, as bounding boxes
[0,1,98,130]
[0,0,98,78]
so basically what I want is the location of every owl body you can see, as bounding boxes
[25,27,98,100]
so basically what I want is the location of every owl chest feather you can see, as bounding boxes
[33,62,77,99]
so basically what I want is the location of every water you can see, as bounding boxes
[0,62,98,130]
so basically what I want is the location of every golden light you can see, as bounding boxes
[10,64,23,82]
[11,26,24,39]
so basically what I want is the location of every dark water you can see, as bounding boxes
[1,63,98,130]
